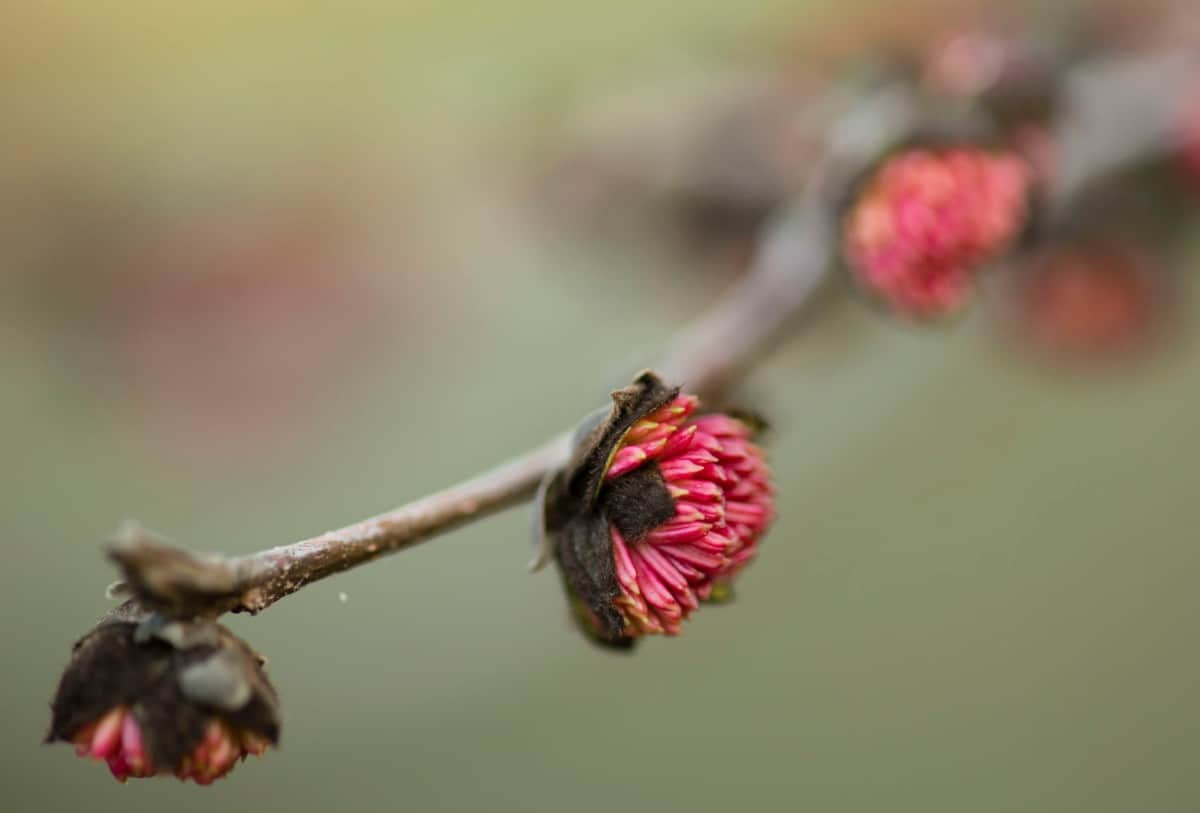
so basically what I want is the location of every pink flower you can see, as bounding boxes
[542,372,774,646]
[844,148,1032,317]
[70,705,269,785]
[607,396,774,636]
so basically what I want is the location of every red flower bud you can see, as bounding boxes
[538,372,774,647]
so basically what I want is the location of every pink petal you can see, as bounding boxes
[657,458,704,481]
[89,708,124,760]
[120,711,145,764]
[107,753,130,782]
[636,544,689,593]
[645,521,711,545]
[658,544,725,572]
[209,732,235,775]
[699,463,733,485]
[632,548,681,613]
[622,419,661,444]
[689,414,749,439]
[610,527,640,595]
[664,556,705,583]
[726,501,768,526]
[606,446,647,480]
[659,424,697,458]
[667,479,723,502]
[676,499,724,524]
[690,432,725,455]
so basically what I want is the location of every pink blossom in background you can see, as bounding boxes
[1008,241,1163,362]
[843,148,1032,318]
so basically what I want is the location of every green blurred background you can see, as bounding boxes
[3,1,1199,811]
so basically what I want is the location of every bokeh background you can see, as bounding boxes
[3,1,1199,811]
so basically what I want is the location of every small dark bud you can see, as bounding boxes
[46,617,279,784]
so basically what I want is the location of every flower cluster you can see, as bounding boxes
[70,705,270,784]
[47,618,280,784]
[608,397,773,635]
[540,372,774,646]
[843,148,1033,318]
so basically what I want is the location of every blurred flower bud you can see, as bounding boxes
[47,617,280,784]
[922,31,1061,129]
[843,147,1033,318]
[535,372,774,647]
[1003,240,1163,361]
[924,32,1015,100]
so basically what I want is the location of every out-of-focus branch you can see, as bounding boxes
[660,82,924,397]
[1049,49,1200,216]
[103,48,1195,619]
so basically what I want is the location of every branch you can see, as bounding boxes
[105,124,866,618]
[104,49,1194,619]
[110,159,846,616]
[230,435,570,612]
[1049,49,1199,216]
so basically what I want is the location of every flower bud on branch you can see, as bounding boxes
[535,372,774,647]
[46,617,280,784]
[42,43,1200,786]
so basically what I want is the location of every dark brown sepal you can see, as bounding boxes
[107,524,239,616]
[535,371,681,647]
[560,370,679,511]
